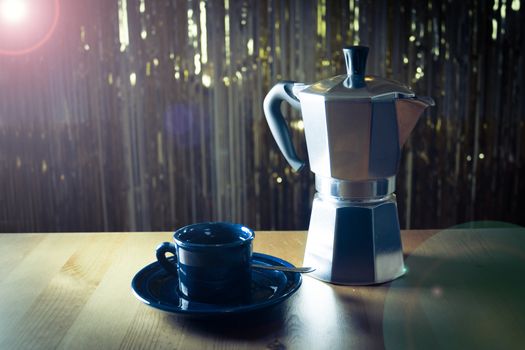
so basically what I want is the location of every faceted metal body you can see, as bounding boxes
[299,85,398,181]
[303,194,405,284]
[263,46,434,285]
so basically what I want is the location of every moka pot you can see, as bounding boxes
[263,46,434,284]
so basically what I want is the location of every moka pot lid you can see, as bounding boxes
[299,46,416,102]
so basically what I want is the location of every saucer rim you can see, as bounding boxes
[131,252,302,315]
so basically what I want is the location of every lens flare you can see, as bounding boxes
[0,0,60,55]
[0,0,27,24]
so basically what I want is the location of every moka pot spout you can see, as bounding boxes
[396,96,435,146]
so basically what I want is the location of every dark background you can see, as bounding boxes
[0,0,523,232]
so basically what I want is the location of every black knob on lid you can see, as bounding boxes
[343,46,369,88]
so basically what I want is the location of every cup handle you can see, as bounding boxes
[156,242,178,275]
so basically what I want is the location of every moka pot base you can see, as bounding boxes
[302,176,405,285]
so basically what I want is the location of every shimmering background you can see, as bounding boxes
[0,0,523,232]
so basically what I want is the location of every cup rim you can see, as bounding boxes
[173,222,254,249]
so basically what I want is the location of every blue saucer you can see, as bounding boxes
[131,252,302,316]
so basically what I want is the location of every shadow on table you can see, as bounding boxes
[164,303,287,340]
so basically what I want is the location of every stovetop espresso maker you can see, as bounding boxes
[263,46,434,284]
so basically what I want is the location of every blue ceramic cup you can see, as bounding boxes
[156,222,254,304]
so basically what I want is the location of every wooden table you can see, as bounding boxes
[1,228,524,349]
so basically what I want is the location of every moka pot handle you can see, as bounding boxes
[263,81,306,172]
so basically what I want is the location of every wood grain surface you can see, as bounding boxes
[1,228,524,350]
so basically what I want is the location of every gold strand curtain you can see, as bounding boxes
[0,0,523,232]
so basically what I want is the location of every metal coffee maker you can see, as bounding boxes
[263,46,434,285]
